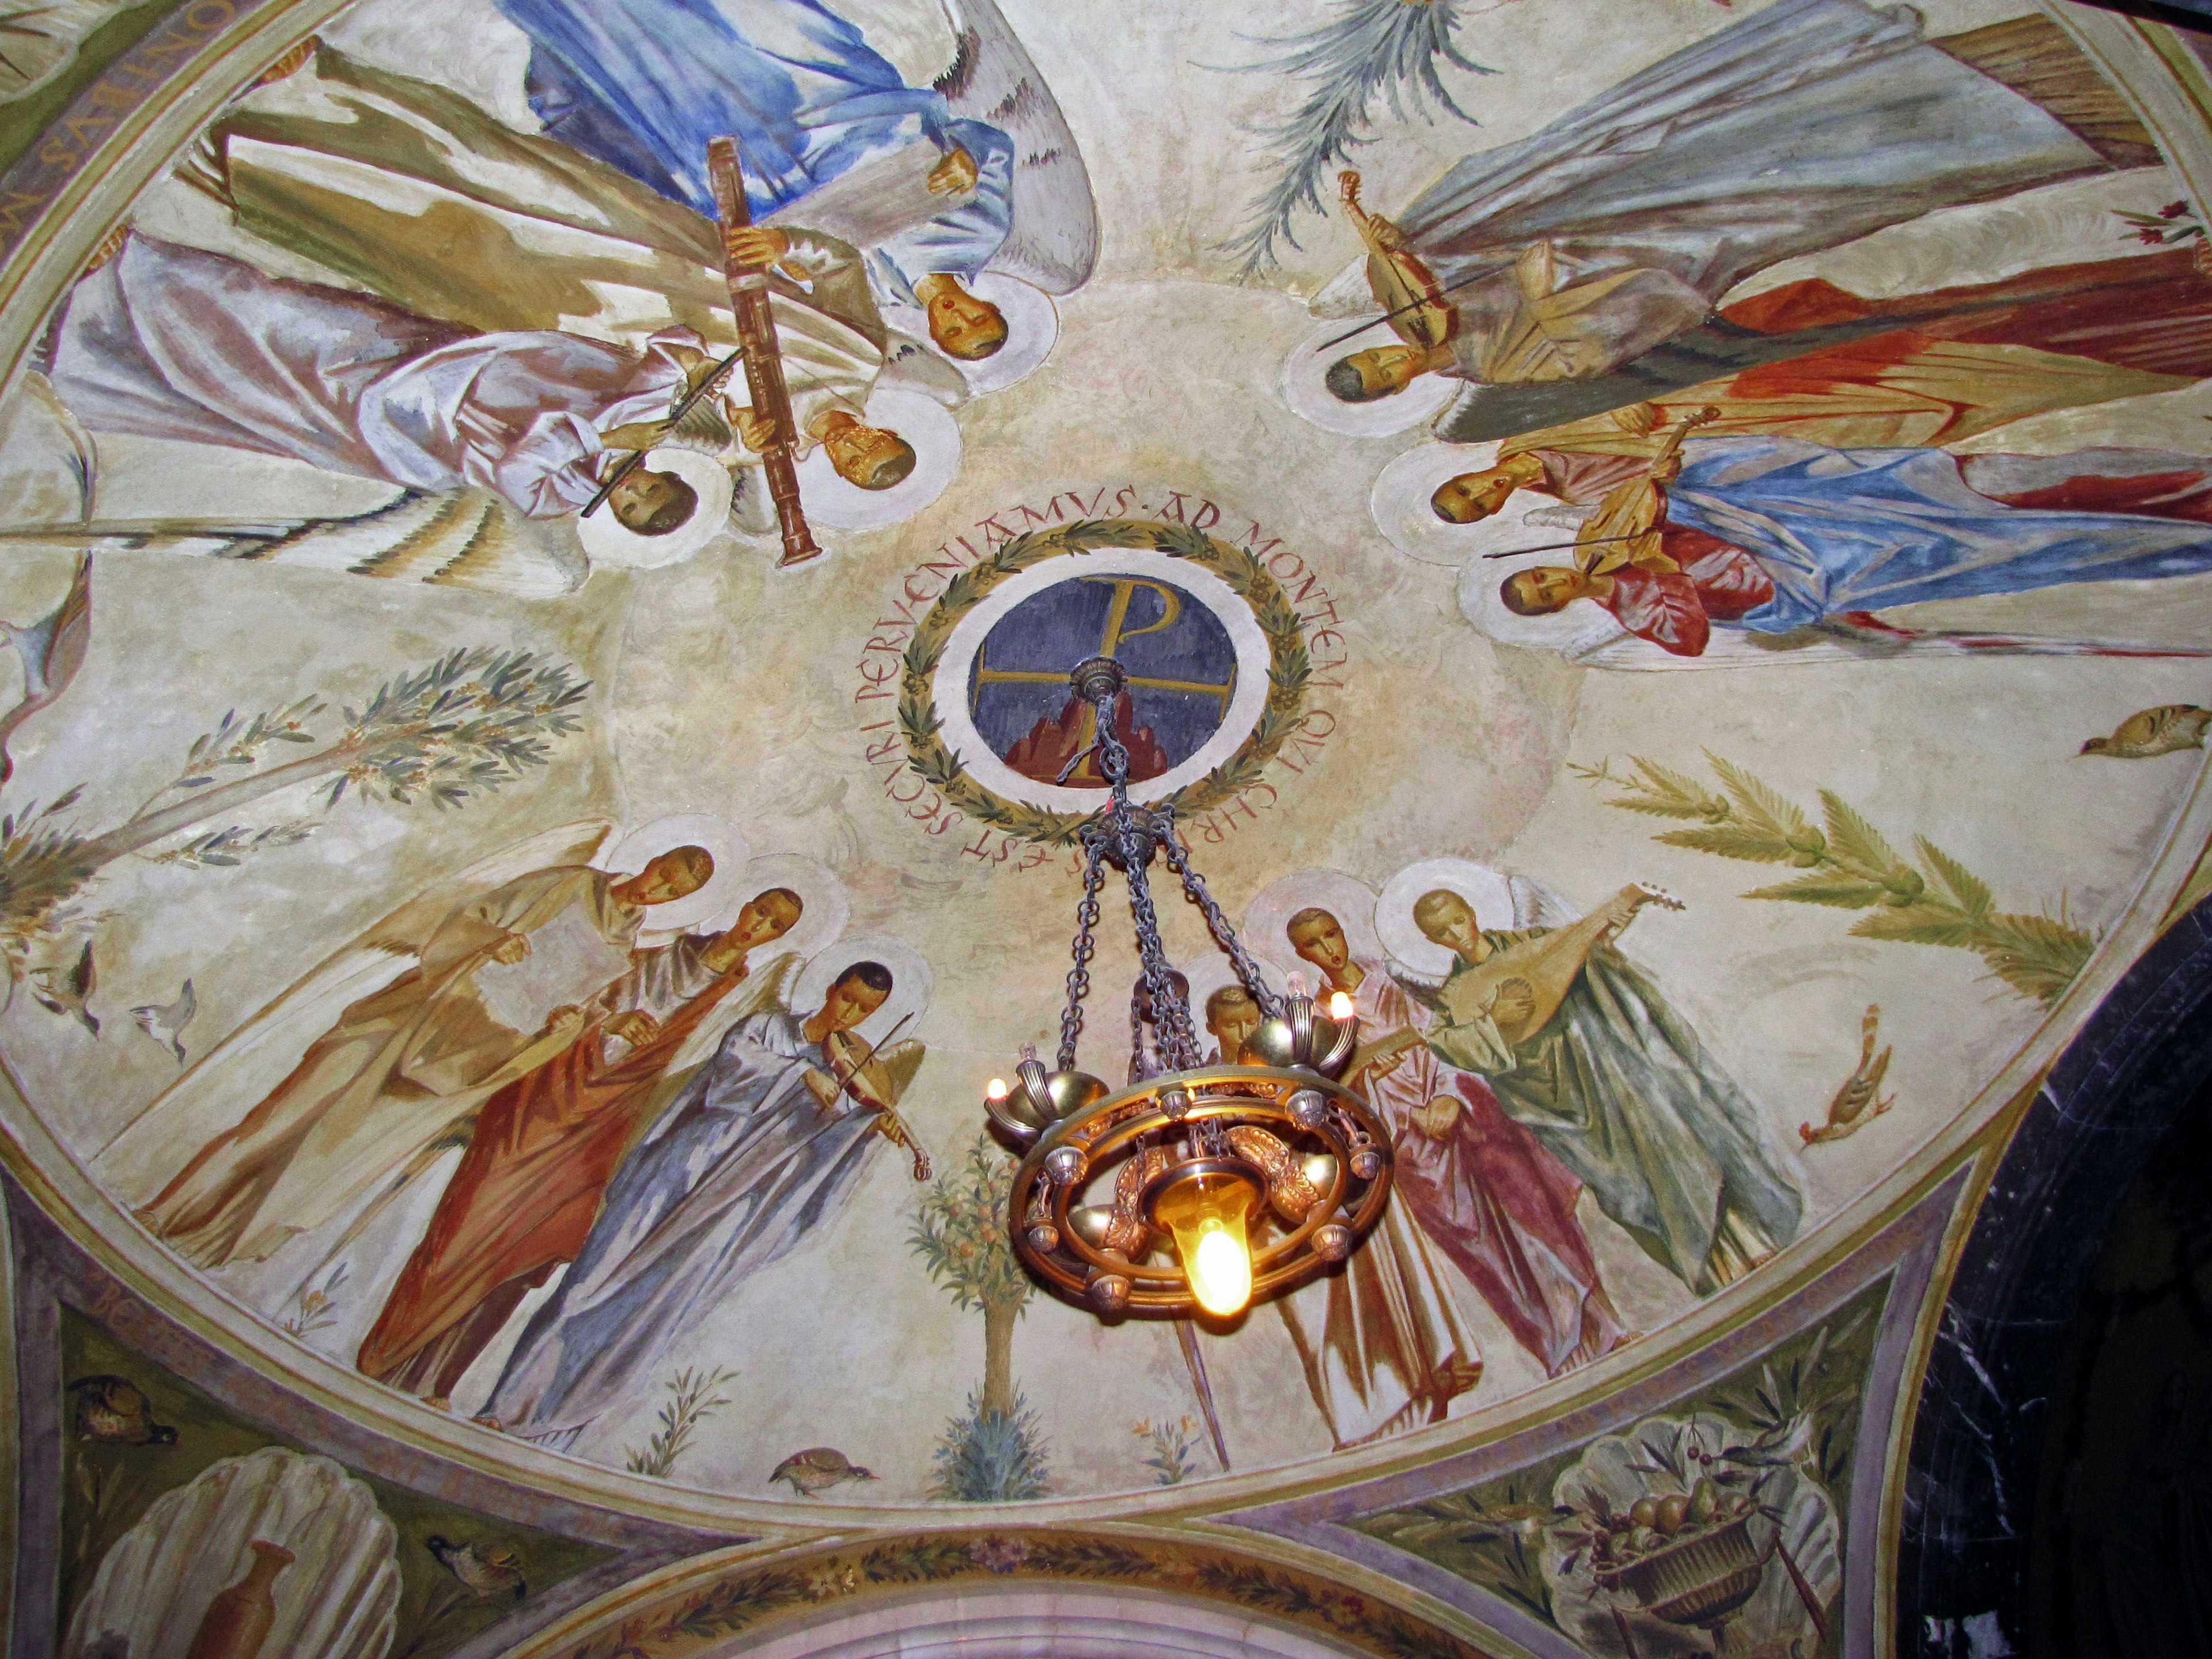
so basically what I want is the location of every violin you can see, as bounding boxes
[1340,172,1455,353]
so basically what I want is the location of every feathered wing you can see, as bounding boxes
[1389,961,1448,1010]
[92,819,615,1198]
[877,1037,926,1104]
[1508,873,1581,930]
[935,0,1097,293]
[627,950,808,1137]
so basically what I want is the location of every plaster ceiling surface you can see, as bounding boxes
[2,0,2212,1648]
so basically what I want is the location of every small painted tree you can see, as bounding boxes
[1,645,588,980]
[910,1131,1048,1500]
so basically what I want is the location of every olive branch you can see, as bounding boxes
[897,520,1314,845]
[1578,754,2094,1005]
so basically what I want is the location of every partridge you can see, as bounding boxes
[770,1447,877,1495]
[2079,704,2212,759]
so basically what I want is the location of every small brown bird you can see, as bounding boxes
[771,1447,877,1495]
[2079,704,2212,759]
[67,1374,176,1445]
[1801,1005,1894,1146]
[30,938,97,1037]
[425,1535,527,1601]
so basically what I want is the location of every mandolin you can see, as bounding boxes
[1440,884,1684,1045]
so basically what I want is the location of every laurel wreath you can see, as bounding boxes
[899,520,1312,845]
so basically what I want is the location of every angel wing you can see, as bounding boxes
[935,0,1097,293]
[626,949,808,1144]
[92,818,614,1198]
[1507,873,1581,930]
[0,0,147,102]
[0,491,587,599]
[1389,960,1448,1011]
[876,1036,926,1105]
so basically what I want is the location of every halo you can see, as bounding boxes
[599,814,749,934]
[1373,440,1519,567]
[1456,539,1631,658]
[794,930,933,1047]
[575,448,734,570]
[794,388,961,529]
[883,273,1059,396]
[1279,316,1457,438]
[710,853,850,963]
[1377,857,1516,979]
[1242,869,1383,980]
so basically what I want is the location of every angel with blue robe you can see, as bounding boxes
[498,0,1094,365]
[476,957,928,1447]
[1446,435,2212,657]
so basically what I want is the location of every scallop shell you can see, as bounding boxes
[65,1446,399,1659]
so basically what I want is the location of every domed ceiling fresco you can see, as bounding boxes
[1,0,2211,1653]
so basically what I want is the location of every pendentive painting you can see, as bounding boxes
[0,0,2207,1525]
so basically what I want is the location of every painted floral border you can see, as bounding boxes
[555,1529,1484,1659]
[898,518,1312,845]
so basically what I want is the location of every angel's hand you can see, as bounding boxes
[929,146,979,196]
[1490,978,1537,1031]
[489,931,532,965]
[911,1145,934,1181]
[598,419,671,454]
[730,405,781,453]
[802,1066,839,1108]
[542,1003,586,1037]
[727,225,790,268]
[606,1010,660,1046]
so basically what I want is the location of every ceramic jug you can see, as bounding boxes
[184,1539,293,1659]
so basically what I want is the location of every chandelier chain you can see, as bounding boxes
[1091,682,1203,1073]
[1057,838,1107,1071]
[1159,833,1287,1024]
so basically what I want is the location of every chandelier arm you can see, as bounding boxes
[1057,836,1108,1072]
[1159,833,1288,1022]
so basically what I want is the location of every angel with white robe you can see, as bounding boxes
[48,234,718,543]
[477,956,929,1446]
[354,889,807,1406]
[93,824,712,1270]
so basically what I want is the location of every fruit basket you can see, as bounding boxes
[1593,1512,1768,1631]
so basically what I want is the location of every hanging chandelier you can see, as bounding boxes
[980,657,1395,1319]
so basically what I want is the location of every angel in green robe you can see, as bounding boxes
[1409,887,1802,1295]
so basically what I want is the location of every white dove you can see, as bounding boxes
[130,979,195,1063]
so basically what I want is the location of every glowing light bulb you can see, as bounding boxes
[1190,1223,1251,1316]
[1328,991,1355,1021]
[986,1076,1010,1103]
[1153,1169,1260,1317]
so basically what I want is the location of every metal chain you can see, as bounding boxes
[1160,830,1287,1022]
[1092,686,1203,1074]
[1057,837,1107,1071]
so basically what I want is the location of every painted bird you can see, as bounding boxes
[1801,1005,1894,1146]
[29,938,97,1036]
[2079,704,2212,758]
[0,554,91,784]
[425,1535,528,1601]
[770,1447,877,1495]
[131,979,195,1063]
[67,1374,177,1445]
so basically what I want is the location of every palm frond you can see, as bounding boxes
[1216,0,1492,278]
